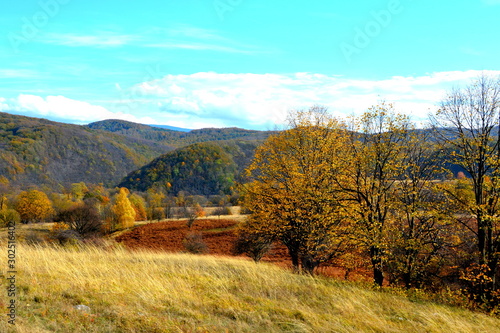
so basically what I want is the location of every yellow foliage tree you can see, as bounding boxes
[242,107,352,273]
[15,189,54,223]
[129,193,147,221]
[337,104,411,286]
[112,188,136,229]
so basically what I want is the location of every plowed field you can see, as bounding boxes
[115,218,367,279]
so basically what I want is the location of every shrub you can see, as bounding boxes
[214,206,232,217]
[55,204,102,237]
[54,229,82,246]
[0,208,20,228]
[184,233,208,254]
[233,231,273,262]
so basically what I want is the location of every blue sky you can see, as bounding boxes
[1,0,500,130]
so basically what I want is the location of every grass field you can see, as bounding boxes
[1,242,500,333]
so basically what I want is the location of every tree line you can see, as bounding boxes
[239,75,500,311]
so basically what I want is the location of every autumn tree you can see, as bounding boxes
[112,187,136,229]
[56,203,102,237]
[242,107,352,273]
[146,188,165,221]
[71,182,89,201]
[387,130,453,288]
[336,104,411,286]
[15,189,54,223]
[0,201,20,228]
[430,75,500,304]
[129,193,147,221]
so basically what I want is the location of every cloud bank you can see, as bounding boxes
[2,70,500,130]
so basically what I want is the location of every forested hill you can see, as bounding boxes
[87,119,275,147]
[0,112,175,189]
[117,140,261,195]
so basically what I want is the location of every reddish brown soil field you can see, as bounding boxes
[115,219,368,280]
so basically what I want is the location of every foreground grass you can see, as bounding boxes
[1,244,500,333]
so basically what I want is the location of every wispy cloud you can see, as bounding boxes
[482,0,500,5]
[41,32,139,47]
[460,46,484,56]
[0,69,41,78]
[143,41,256,54]
[38,25,262,54]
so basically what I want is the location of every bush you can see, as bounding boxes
[0,209,20,228]
[184,233,208,254]
[233,231,273,262]
[214,206,232,217]
[55,204,102,237]
[54,229,82,246]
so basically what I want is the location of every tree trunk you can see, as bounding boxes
[301,256,318,275]
[370,246,384,286]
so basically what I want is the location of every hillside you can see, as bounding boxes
[117,140,260,195]
[0,112,174,189]
[87,119,275,147]
[3,243,500,333]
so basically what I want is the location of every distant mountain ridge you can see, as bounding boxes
[0,112,177,189]
[148,124,191,132]
[0,112,273,190]
[87,119,276,148]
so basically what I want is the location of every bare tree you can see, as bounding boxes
[430,74,500,304]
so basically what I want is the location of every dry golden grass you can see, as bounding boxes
[0,242,499,333]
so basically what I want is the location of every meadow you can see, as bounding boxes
[1,239,500,332]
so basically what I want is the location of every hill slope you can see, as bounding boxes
[4,243,500,333]
[117,140,260,195]
[0,112,174,189]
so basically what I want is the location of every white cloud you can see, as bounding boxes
[130,70,500,129]
[1,94,158,124]
[3,70,500,130]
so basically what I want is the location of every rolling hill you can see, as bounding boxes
[117,140,261,195]
[0,112,271,192]
[0,112,175,189]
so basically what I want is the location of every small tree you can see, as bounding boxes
[184,233,208,254]
[56,203,102,237]
[233,219,273,262]
[0,208,20,228]
[15,189,54,223]
[112,188,136,229]
[129,193,147,221]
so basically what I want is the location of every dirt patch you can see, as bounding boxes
[115,219,369,280]
[115,219,238,255]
